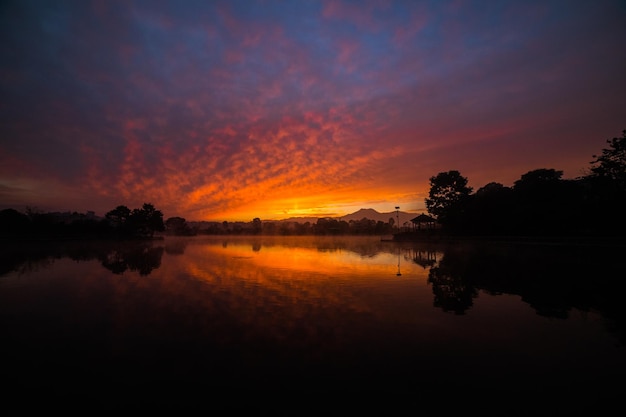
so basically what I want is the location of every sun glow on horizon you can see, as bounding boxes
[1,1,622,220]
[194,194,426,223]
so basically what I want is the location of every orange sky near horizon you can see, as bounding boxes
[1,1,624,222]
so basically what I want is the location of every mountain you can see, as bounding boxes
[338,208,416,226]
[278,208,418,227]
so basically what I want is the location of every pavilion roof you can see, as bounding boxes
[410,214,436,223]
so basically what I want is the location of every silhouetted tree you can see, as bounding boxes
[0,208,32,235]
[589,129,626,191]
[467,182,515,235]
[106,205,132,233]
[514,168,563,191]
[165,216,194,235]
[252,217,262,235]
[584,129,626,234]
[106,203,164,237]
[315,218,330,235]
[262,221,277,235]
[425,170,472,231]
[512,168,576,235]
[129,203,164,237]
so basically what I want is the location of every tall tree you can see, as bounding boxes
[165,216,193,235]
[512,169,570,235]
[469,182,514,235]
[105,205,132,233]
[514,168,563,192]
[589,129,626,191]
[0,208,31,235]
[107,203,164,237]
[584,129,626,234]
[425,170,472,230]
[129,203,164,237]
[513,168,564,206]
[251,217,262,234]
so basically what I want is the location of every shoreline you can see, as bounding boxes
[387,232,626,246]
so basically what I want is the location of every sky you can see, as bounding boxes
[1,0,625,222]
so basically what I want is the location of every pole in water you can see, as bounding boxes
[396,250,402,276]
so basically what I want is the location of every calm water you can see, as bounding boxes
[1,235,625,409]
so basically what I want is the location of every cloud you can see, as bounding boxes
[1,0,624,220]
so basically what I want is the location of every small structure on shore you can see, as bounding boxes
[388,213,440,242]
[410,214,437,230]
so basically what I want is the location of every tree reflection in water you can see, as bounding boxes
[428,262,478,315]
[1,236,625,345]
[99,244,164,276]
[401,239,626,344]
[0,239,165,277]
[0,235,625,410]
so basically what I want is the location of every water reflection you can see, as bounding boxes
[428,263,477,315]
[389,240,626,336]
[419,241,625,323]
[101,244,163,275]
[1,236,625,336]
[1,235,625,406]
[164,238,188,255]
[0,239,165,277]
[407,247,438,269]
[395,248,402,276]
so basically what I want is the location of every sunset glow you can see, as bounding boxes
[1,0,624,221]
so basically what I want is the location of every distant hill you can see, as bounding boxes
[278,208,419,227]
[338,208,416,226]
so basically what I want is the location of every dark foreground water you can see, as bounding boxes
[1,235,625,412]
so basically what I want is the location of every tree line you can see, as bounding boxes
[2,129,623,239]
[0,203,165,239]
[0,202,397,238]
[223,217,396,236]
[424,129,626,236]
[0,204,402,238]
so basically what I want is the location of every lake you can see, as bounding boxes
[1,235,625,411]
